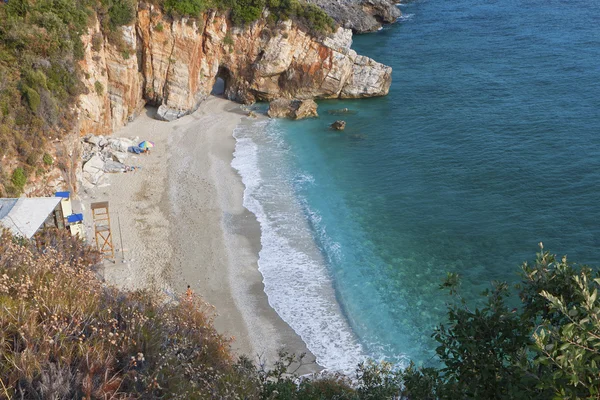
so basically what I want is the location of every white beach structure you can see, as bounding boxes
[0,197,63,239]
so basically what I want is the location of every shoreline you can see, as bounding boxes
[79,96,318,371]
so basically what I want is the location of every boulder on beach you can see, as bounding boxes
[108,138,135,153]
[103,160,127,173]
[85,135,104,147]
[267,99,318,120]
[82,154,105,185]
[331,120,346,130]
[157,104,188,121]
[110,151,129,164]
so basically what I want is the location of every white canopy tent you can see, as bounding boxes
[0,197,62,239]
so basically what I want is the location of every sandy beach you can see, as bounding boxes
[79,96,316,369]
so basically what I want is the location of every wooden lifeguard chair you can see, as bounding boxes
[91,201,114,258]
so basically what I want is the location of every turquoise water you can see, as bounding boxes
[233,0,600,369]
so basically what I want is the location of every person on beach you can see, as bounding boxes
[186,285,193,300]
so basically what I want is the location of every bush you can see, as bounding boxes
[163,0,207,18]
[107,0,137,28]
[0,229,259,399]
[265,0,335,34]
[95,80,104,96]
[43,153,53,165]
[23,86,41,112]
[10,167,27,191]
[91,32,104,51]
[224,32,234,46]
[231,0,266,25]
[155,22,164,31]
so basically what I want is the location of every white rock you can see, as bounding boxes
[108,138,134,153]
[111,151,128,163]
[86,135,104,147]
[83,154,105,185]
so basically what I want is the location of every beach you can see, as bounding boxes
[78,96,316,369]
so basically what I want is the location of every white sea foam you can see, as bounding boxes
[232,120,367,372]
[398,13,414,22]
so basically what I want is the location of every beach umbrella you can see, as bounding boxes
[138,141,155,150]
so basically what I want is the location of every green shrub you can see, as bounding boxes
[224,32,234,46]
[10,167,27,191]
[155,22,164,32]
[43,153,53,166]
[24,69,48,90]
[163,0,207,18]
[231,0,266,25]
[94,80,104,96]
[23,87,41,112]
[91,32,104,51]
[264,0,335,34]
[107,0,136,28]
[26,151,41,166]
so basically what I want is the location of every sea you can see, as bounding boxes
[231,0,600,371]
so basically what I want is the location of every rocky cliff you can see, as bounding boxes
[77,5,392,133]
[310,0,401,33]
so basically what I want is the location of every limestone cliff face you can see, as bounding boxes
[77,5,392,131]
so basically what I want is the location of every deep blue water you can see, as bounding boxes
[233,0,600,369]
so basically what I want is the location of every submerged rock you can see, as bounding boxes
[327,108,358,116]
[267,99,319,120]
[331,120,346,130]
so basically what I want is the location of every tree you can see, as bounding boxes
[521,248,600,399]
[401,246,600,400]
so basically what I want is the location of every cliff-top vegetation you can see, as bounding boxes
[0,0,333,197]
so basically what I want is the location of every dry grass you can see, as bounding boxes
[0,229,258,399]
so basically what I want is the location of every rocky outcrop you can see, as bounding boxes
[331,120,346,130]
[268,99,319,119]
[77,6,392,135]
[311,0,401,33]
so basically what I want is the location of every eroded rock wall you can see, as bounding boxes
[77,5,392,132]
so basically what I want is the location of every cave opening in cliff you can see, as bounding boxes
[211,78,225,96]
[211,66,232,97]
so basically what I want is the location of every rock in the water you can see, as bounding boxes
[327,108,358,116]
[331,120,346,130]
[267,99,318,120]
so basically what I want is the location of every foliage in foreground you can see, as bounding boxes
[400,245,600,400]
[0,229,401,399]
[0,229,257,398]
[4,228,600,399]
